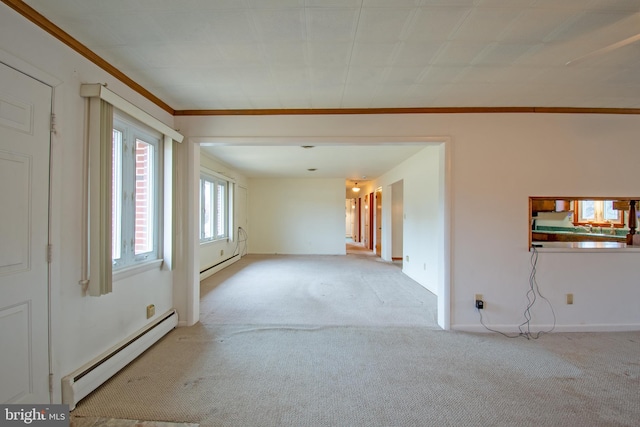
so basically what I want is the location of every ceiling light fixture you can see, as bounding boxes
[307,168,317,172]
[301,145,315,149]
[352,182,360,192]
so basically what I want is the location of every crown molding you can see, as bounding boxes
[174,106,640,116]
[5,0,640,118]
[2,0,174,115]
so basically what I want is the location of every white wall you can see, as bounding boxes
[376,146,442,295]
[0,5,178,403]
[198,152,248,275]
[248,178,345,255]
[176,113,640,332]
[445,113,640,332]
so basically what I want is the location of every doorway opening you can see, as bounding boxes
[345,198,356,240]
[390,180,404,265]
[374,188,382,256]
[187,137,451,330]
[346,195,373,255]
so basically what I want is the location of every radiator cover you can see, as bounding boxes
[62,309,178,409]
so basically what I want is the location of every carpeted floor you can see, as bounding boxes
[199,252,438,328]
[72,252,640,427]
[70,415,198,427]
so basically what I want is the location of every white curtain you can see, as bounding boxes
[86,98,113,296]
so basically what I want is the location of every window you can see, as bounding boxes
[574,200,623,227]
[81,84,182,296]
[200,173,230,242]
[112,113,162,270]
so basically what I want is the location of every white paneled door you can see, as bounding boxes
[0,63,52,403]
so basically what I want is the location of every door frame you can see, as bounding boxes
[368,191,374,250]
[374,188,382,256]
[357,197,362,243]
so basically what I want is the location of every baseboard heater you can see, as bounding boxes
[199,253,240,281]
[62,308,178,410]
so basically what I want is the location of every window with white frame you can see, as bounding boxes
[200,173,230,242]
[112,112,162,269]
[574,199,623,227]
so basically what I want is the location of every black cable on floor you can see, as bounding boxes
[478,246,556,339]
[233,226,248,257]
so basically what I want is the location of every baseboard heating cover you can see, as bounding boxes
[200,254,240,281]
[62,309,178,410]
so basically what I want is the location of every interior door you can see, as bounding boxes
[367,193,373,250]
[0,62,52,404]
[375,190,382,256]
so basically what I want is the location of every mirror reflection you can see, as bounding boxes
[530,198,640,249]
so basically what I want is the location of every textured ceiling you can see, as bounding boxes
[21,0,640,111]
[200,143,428,180]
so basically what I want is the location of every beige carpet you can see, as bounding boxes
[72,254,640,427]
[70,415,198,427]
[199,253,438,328]
[345,240,376,256]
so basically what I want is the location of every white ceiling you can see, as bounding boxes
[16,0,640,181]
[22,0,640,111]
[200,143,429,179]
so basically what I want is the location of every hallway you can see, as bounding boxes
[345,237,376,256]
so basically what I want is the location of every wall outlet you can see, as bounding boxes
[220,249,224,256]
[474,294,484,310]
[406,255,409,262]
[146,304,155,319]
[566,293,573,305]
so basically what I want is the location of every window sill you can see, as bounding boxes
[531,242,640,253]
[200,238,230,246]
[113,259,164,282]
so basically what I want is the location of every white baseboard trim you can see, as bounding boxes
[453,323,640,333]
[199,254,240,281]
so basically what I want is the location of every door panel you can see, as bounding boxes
[0,152,30,274]
[0,303,31,402]
[0,62,52,404]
